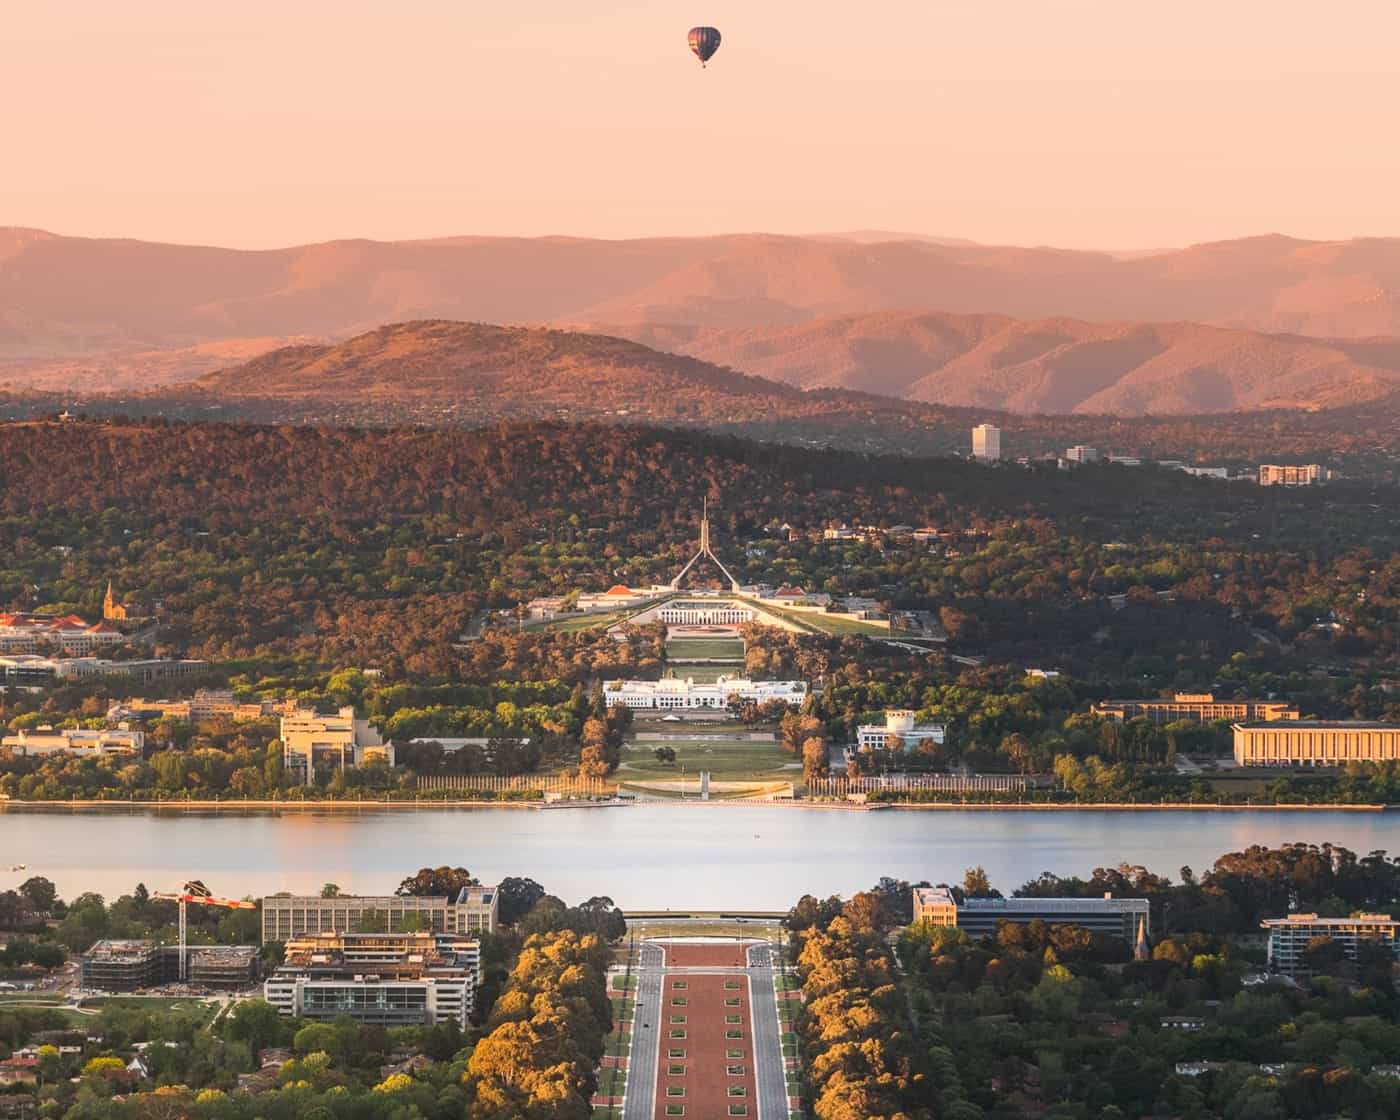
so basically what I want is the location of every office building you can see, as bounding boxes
[602,676,807,711]
[1232,721,1400,767]
[280,707,394,784]
[856,710,947,750]
[51,658,211,682]
[1064,445,1101,464]
[261,886,499,942]
[264,932,480,1026]
[1259,464,1327,487]
[1092,693,1299,725]
[2,725,143,758]
[913,886,1150,946]
[1261,913,1400,975]
[972,424,1002,462]
[0,655,64,689]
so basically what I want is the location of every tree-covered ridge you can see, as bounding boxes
[0,421,1394,674]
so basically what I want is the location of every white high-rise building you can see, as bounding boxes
[972,424,1001,462]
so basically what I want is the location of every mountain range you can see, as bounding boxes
[6,226,1400,415]
[617,313,1400,415]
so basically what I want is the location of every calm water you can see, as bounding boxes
[1,805,1396,909]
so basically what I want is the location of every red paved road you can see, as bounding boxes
[654,945,759,1119]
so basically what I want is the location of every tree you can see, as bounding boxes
[1000,732,1033,774]
[293,1022,339,1055]
[578,745,609,781]
[962,866,999,899]
[1303,934,1347,976]
[653,746,677,765]
[320,883,341,898]
[81,1056,127,1079]
[802,736,829,781]
[396,867,477,897]
[224,999,286,1052]
[18,876,57,913]
[496,877,548,926]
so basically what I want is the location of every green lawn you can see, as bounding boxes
[530,608,633,633]
[81,995,219,1018]
[755,604,889,637]
[663,665,732,683]
[664,637,746,660]
[625,919,783,941]
[0,990,108,1025]
[618,738,796,782]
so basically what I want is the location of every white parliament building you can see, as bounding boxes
[604,675,807,712]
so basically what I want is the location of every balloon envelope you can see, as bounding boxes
[687,26,721,65]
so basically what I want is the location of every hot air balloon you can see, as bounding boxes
[688,26,721,68]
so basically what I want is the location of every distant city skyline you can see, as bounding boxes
[7,2,1400,250]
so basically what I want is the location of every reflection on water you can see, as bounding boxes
[2,805,1395,909]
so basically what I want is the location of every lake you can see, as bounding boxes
[2,804,1396,909]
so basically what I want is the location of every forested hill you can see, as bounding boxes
[1,419,1392,552]
[191,319,819,415]
[1,420,1393,676]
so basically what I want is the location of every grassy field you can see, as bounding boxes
[0,993,94,1024]
[618,738,795,782]
[756,604,889,637]
[662,665,732,683]
[624,918,783,941]
[664,636,746,660]
[529,608,633,633]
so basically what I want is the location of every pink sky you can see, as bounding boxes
[5,1,1399,250]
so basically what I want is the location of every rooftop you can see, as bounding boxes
[1261,912,1397,926]
[1235,720,1400,730]
[962,896,1150,913]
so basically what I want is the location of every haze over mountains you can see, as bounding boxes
[6,226,1400,415]
[621,313,1400,415]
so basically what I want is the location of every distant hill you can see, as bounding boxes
[191,320,818,420]
[10,227,1400,416]
[6,227,1400,354]
[619,312,1400,415]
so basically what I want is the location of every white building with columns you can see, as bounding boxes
[603,676,807,712]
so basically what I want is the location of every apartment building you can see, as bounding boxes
[264,932,480,1026]
[972,424,1002,462]
[261,886,499,942]
[1261,913,1400,975]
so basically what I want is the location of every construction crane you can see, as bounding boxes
[152,880,256,982]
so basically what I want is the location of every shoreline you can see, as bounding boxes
[0,798,542,812]
[0,797,1390,814]
[881,801,1390,813]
